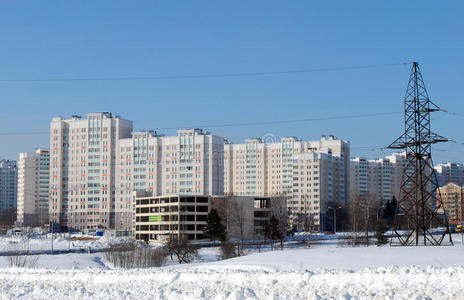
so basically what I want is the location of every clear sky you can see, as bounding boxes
[0,1,462,163]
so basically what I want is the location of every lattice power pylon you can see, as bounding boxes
[388,62,453,246]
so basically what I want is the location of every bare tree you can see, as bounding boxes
[255,232,265,253]
[349,191,380,246]
[165,235,197,264]
[105,241,167,269]
[270,196,287,250]
[6,236,39,268]
[228,200,250,256]
[295,212,316,246]
[348,190,362,246]
[212,195,253,255]
[220,239,237,260]
[360,193,380,245]
[291,194,317,246]
[105,241,136,269]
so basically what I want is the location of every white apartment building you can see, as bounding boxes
[350,152,406,204]
[0,160,17,213]
[291,151,330,229]
[435,163,464,187]
[224,135,349,229]
[115,129,224,230]
[17,149,50,227]
[49,113,133,230]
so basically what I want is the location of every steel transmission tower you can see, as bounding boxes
[388,62,453,246]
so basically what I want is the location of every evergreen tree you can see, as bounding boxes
[383,196,397,227]
[264,215,283,250]
[391,196,397,213]
[202,209,226,245]
[375,218,388,245]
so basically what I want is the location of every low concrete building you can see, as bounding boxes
[134,193,286,243]
[134,194,210,242]
[211,195,286,241]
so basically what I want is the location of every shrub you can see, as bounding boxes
[105,241,167,269]
[220,241,236,260]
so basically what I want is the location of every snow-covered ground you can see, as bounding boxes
[0,244,463,299]
[2,264,463,299]
[205,245,464,270]
[0,234,131,253]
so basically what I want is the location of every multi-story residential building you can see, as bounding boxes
[115,129,224,230]
[49,113,133,231]
[224,135,349,230]
[17,149,50,227]
[349,157,369,199]
[291,151,330,229]
[0,160,17,214]
[350,152,406,204]
[437,183,463,225]
[435,163,464,187]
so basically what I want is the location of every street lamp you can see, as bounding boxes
[377,205,386,222]
[328,206,342,234]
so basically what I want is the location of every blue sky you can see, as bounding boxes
[0,1,462,163]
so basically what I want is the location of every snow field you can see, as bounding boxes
[0,234,132,253]
[0,265,463,299]
[1,237,464,299]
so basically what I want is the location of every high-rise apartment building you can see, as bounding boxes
[17,149,50,226]
[350,152,406,204]
[0,160,17,213]
[223,135,349,229]
[115,129,224,230]
[437,183,463,225]
[435,163,464,187]
[290,151,332,229]
[49,113,133,230]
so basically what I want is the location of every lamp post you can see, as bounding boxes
[377,205,386,222]
[328,206,342,234]
[50,220,54,255]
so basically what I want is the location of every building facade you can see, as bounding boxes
[223,135,349,230]
[437,183,463,225]
[350,152,406,204]
[211,195,286,240]
[0,160,17,214]
[115,129,225,230]
[17,149,50,227]
[291,151,330,230]
[435,163,464,188]
[134,193,210,242]
[134,193,286,243]
[49,113,133,230]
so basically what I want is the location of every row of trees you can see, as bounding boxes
[202,196,289,254]
[204,192,398,248]
[348,192,397,245]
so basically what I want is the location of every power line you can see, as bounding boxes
[0,111,402,136]
[0,62,409,83]
[155,111,402,130]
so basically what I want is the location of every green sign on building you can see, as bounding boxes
[149,215,162,222]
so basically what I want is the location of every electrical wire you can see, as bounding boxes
[0,62,409,83]
[0,111,402,136]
